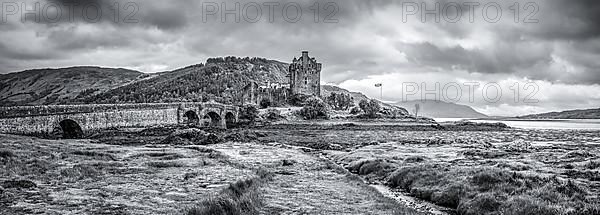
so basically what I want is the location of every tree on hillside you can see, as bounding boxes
[326,92,354,111]
[359,99,380,118]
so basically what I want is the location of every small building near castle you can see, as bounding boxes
[240,81,289,106]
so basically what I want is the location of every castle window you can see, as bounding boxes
[304,77,308,85]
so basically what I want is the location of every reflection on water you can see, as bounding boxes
[435,118,600,130]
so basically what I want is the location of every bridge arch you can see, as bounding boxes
[183,110,200,124]
[57,119,84,139]
[225,112,236,128]
[203,111,222,127]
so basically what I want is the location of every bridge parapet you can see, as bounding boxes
[0,103,206,119]
[0,102,241,137]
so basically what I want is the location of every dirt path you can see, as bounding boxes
[213,142,422,214]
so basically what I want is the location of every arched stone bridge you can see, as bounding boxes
[0,102,239,138]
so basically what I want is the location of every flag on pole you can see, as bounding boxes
[375,83,382,87]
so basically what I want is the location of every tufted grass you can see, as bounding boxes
[186,169,274,215]
[385,165,599,215]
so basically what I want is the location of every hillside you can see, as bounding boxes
[321,85,370,105]
[1,57,405,115]
[79,57,289,104]
[518,108,600,119]
[0,67,144,106]
[394,100,487,118]
[322,85,409,115]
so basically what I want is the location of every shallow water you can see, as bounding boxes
[371,184,451,215]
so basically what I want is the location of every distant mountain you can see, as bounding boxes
[393,100,487,118]
[518,108,600,119]
[0,67,144,106]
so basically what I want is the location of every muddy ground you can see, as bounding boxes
[1,122,599,214]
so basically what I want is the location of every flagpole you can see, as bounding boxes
[375,83,383,101]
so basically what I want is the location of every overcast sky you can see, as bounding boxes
[1,0,599,116]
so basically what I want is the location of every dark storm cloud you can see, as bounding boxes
[529,0,600,40]
[1,0,600,85]
[0,42,58,60]
[397,41,552,74]
[37,0,190,30]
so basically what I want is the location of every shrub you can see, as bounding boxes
[359,99,380,118]
[298,97,329,120]
[326,92,354,110]
[0,150,15,159]
[2,180,36,189]
[259,98,271,109]
[289,94,312,106]
[264,108,283,121]
[349,106,362,115]
[239,105,259,124]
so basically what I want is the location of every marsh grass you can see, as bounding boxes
[385,165,599,215]
[0,150,15,159]
[1,158,51,177]
[71,150,116,161]
[60,164,101,180]
[2,179,37,189]
[584,160,600,170]
[147,161,184,168]
[186,169,274,215]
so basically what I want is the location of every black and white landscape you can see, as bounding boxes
[1,0,600,215]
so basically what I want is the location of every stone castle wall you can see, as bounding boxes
[289,51,321,97]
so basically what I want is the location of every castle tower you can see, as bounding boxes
[289,51,322,97]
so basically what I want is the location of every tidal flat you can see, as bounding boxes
[1,122,599,214]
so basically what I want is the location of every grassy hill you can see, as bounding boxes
[518,108,600,119]
[78,57,289,104]
[0,67,144,106]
